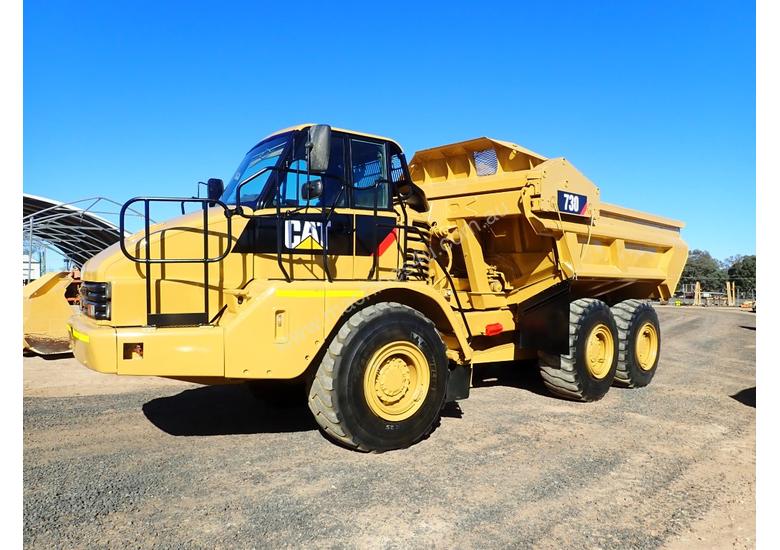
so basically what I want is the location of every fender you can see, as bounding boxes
[335,281,474,362]
[221,279,473,380]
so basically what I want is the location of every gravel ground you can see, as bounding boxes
[23,306,755,549]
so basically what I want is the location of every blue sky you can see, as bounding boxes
[24,0,755,263]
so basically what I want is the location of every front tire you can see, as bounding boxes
[538,298,619,402]
[307,302,448,452]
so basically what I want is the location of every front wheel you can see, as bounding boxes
[307,302,448,452]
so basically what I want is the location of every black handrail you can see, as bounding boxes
[119,197,233,326]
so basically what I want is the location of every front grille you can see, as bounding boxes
[80,281,111,320]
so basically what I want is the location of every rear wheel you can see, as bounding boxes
[538,298,619,402]
[307,302,448,452]
[611,300,661,387]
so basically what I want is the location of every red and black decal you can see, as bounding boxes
[354,214,398,257]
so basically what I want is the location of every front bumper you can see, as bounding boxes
[67,314,117,373]
[67,314,225,377]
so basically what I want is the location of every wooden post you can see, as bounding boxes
[726,281,736,307]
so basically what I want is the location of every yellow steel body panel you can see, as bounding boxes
[220,278,472,379]
[222,279,325,379]
[80,205,405,329]
[83,209,251,327]
[67,315,117,373]
[23,271,77,354]
[463,309,516,336]
[470,342,538,363]
[412,136,688,303]
[115,325,224,377]
[67,315,225,377]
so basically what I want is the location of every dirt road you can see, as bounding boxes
[23,307,755,548]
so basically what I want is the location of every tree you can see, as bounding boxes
[723,254,744,268]
[681,249,726,292]
[727,255,756,293]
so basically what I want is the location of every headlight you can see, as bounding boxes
[80,282,111,320]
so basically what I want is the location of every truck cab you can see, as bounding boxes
[221,124,419,282]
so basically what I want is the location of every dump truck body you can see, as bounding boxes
[412,137,685,304]
[68,124,687,450]
[410,137,686,361]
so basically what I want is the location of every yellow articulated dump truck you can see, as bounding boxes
[68,124,687,451]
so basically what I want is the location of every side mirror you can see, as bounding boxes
[207,178,224,201]
[306,125,331,173]
[394,179,429,212]
[301,179,323,201]
[395,181,413,199]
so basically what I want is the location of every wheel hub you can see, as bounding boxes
[363,341,431,422]
[585,323,614,379]
[635,322,659,371]
[376,357,412,404]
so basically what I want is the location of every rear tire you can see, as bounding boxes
[611,300,661,388]
[538,298,618,402]
[307,302,448,452]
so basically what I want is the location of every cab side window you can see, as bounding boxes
[390,153,404,185]
[350,139,388,209]
[281,134,346,207]
[322,136,346,207]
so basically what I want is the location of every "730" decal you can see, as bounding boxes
[557,190,588,215]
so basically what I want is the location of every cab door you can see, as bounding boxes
[348,137,400,281]
[275,132,400,281]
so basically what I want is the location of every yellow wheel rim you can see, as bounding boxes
[363,341,430,422]
[585,323,614,379]
[635,322,659,371]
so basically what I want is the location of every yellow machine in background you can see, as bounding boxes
[67,124,687,451]
[23,270,80,355]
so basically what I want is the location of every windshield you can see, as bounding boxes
[220,133,291,206]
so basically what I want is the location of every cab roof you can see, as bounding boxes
[261,124,403,150]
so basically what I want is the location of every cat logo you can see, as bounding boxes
[284,219,330,251]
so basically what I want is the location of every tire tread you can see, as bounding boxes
[610,300,659,388]
[538,298,616,402]
[307,302,445,451]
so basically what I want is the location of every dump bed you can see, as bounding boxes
[409,137,687,305]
